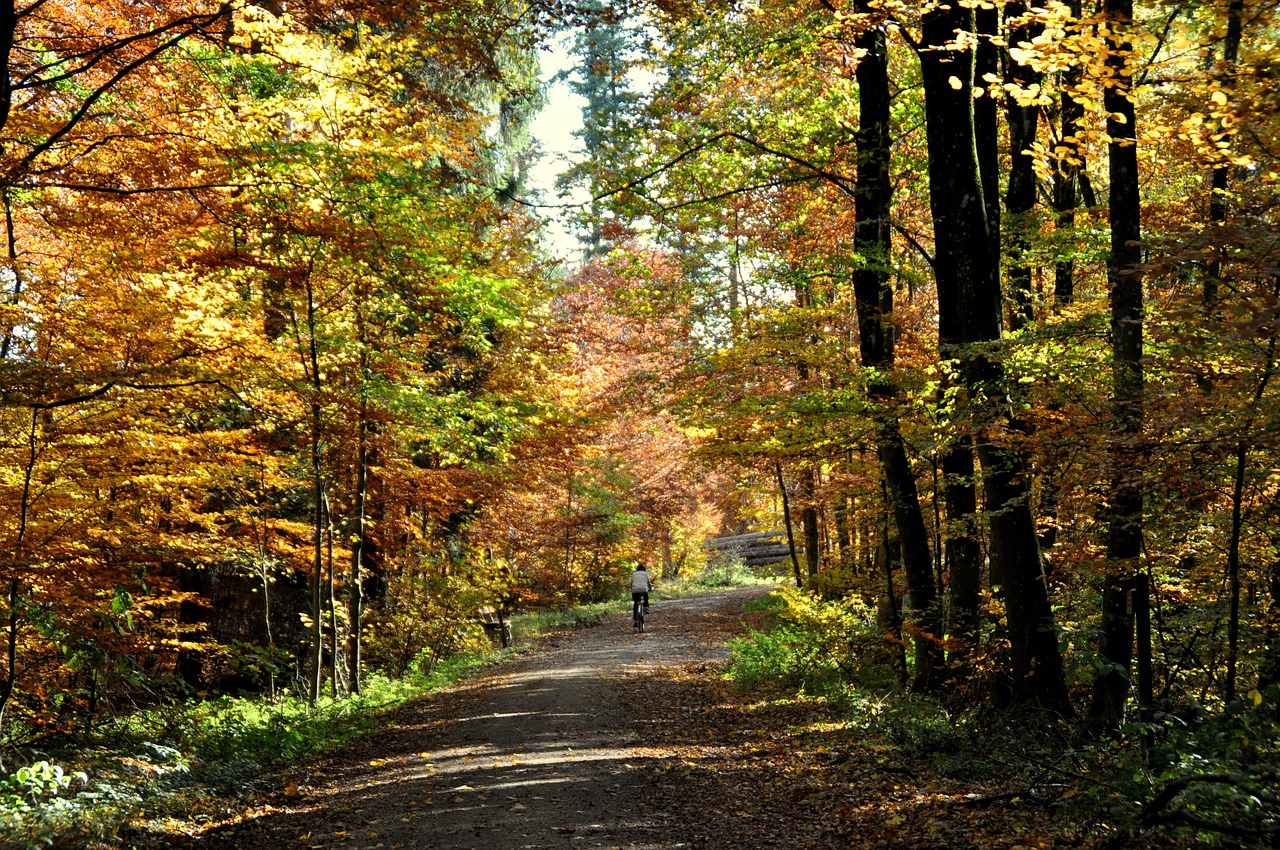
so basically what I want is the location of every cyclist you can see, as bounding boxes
[630,563,654,622]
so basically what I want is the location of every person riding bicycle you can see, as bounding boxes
[630,564,653,620]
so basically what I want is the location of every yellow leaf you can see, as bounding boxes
[1211,90,1229,106]
[948,76,963,90]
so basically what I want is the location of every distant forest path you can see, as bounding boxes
[192,586,776,850]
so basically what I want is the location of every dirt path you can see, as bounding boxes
[191,586,773,850]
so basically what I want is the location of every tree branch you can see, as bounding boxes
[892,220,934,268]
[4,7,231,186]
[1106,773,1280,849]
[2,377,240,411]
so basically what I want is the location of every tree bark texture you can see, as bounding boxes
[975,4,1001,256]
[349,408,369,696]
[776,462,805,588]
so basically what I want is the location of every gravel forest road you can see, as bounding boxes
[192,586,772,850]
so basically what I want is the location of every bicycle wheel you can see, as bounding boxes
[634,607,644,633]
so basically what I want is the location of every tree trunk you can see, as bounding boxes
[1090,0,1145,728]
[1259,562,1280,696]
[349,341,370,695]
[0,410,38,736]
[1196,8,1253,699]
[975,3,1001,260]
[775,462,804,587]
[919,1,1070,714]
[853,2,942,691]
[1226,325,1278,700]
[944,439,983,679]
[349,415,368,696]
[324,486,338,699]
[800,468,821,579]
[1,188,23,359]
[309,462,324,707]
[1004,2,1042,330]
[1052,1,1084,308]
[834,495,853,570]
[877,537,908,688]
[303,280,325,708]
[1135,571,1153,723]
[563,472,574,599]
[661,524,674,577]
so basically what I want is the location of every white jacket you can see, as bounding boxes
[630,570,653,593]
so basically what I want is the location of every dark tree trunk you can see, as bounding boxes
[1198,3,1249,701]
[1004,2,1042,330]
[834,495,853,569]
[919,1,1071,715]
[776,462,805,587]
[853,2,942,691]
[1226,315,1278,700]
[943,439,982,678]
[877,537,908,687]
[1052,1,1084,308]
[975,4,1001,254]
[1090,0,1145,728]
[801,468,821,579]
[301,274,328,708]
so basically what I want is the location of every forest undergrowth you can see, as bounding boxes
[707,589,1280,849]
[0,655,501,849]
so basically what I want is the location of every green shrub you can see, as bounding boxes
[728,587,895,695]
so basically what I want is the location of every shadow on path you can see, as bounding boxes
[189,586,772,850]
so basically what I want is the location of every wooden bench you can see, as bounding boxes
[478,607,512,648]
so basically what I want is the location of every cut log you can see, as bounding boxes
[746,545,794,557]
[705,531,786,549]
[746,554,799,566]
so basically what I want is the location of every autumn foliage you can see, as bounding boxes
[566,0,1280,728]
[2,0,1280,844]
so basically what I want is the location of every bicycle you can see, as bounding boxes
[633,601,646,633]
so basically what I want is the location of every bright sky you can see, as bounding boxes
[527,34,590,268]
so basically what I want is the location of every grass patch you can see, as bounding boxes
[656,558,785,598]
[509,598,624,638]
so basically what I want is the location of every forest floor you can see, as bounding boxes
[176,586,1103,850]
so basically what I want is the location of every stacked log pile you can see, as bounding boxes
[705,531,800,567]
